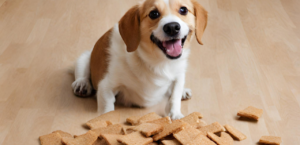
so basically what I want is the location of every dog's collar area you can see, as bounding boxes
[150,34,187,59]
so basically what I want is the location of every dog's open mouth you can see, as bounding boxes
[151,34,187,59]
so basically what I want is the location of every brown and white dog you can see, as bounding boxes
[72,0,207,119]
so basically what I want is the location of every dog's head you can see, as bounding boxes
[119,0,207,59]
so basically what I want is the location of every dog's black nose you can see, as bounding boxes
[163,22,180,36]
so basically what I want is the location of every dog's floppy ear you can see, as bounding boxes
[119,5,141,52]
[192,0,208,45]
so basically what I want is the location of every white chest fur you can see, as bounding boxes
[103,25,189,107]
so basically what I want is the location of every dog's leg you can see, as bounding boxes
[72,50,93,97]
[166,74,185,120]
[182,88,192,100]
[97,78,115,114]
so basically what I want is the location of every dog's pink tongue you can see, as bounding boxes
[162,40,182,57]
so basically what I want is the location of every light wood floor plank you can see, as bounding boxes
[0,0,299,144]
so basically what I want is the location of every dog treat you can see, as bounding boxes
[93,139,108,145]
[39,110,253,145]
[125,123,163,137]
[122,126,135,135]
[138,112,162,124]
[173,123,203,144]
[86,111,119,129]
[147,142,159,145]
[180,112,203,128]
[117,132,153,145]
[126,116,142,125]
[73,134,80,138]
[161,139,181,145]
[186,134,216,145]
[221,132,234,142]
[101,134,123,145]
[73,134,83,138]
[153,120,187,141]
[142,125,163,137]
[52,130,73,138]
[92,124,123,137]
[62,130,98,145]
[224,125,246,141]
[147,116,172,126]
[39,132,62,145]
[198,122,226,136]
[126,112,162,125]
[122,126,128,135]
[160,135,177,141]
[259,136,281,145]
[207,132,233,145]
[196,119,207,128]
[237,106,263,120]
[88,120,112,130]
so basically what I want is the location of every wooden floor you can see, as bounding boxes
[0,0,299,144]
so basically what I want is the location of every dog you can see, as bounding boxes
[72,0,207,120]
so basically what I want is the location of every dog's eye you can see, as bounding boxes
[179,7,188,15]
[149,10,160,19]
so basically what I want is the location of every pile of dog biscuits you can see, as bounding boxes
[39,106,282,145]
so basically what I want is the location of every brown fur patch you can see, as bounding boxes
[191,0,207,45]
[119,5,141,52]
[90,29,112,89]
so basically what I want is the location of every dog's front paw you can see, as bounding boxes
[168,111,184,120]
[182,88,192,100]
[97,105,114,115]
[72,78,92,97]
